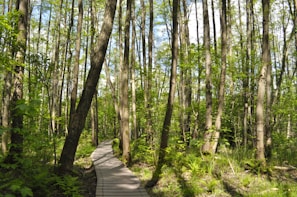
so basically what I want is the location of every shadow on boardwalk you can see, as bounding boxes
[91,141,150,197]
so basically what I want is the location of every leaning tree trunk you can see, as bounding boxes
[58,0,117,173]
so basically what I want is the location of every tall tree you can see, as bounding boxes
[58,0,117,172]
[120,0,132,164]
[192,0,202,139]
[211,0,228,153]
[243,0,253,148]
[5,0,28,164]
[201,0,213,154]
[146,0,179,187]
[1,1,14,155]
[146,0,154,143]
[70,0,83,119]
[130,0,137,139]
[179,0,192,145]
[256,0,271,163]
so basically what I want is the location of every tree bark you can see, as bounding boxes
[91,93,99,146]
[201,0,213,154]
[146,0,154,144]
[146,0,179,187]
[193,0,201,139]
[130,0,137,139]
[211,0,227,153]
[5,0,28,164]
[58,0,117,173]
[243,0,252,148]
[121,0,131,165]
[70,0,83,118]
[256,0,270,163]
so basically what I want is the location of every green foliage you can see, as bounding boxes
[0,178,33,197]
[55,175,82,197]
[272,133,297,166]
[243,159,271,174]
[112,138,121,156]
[131,135,156,165]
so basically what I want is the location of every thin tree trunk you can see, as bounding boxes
[50,0,63,135]
[193,0,201,139]
[146,0,154,143]
[121,0,132,165]
[58,0,117,173]
[1,72,12,155]
[118,0,124,150]
[130,0,137,139]
[244,0,252,148]
[256,0,270,163]
[91,92,99,146]
[179,0,191,145]
[211,0,217,55]
[146,0,179,187]
[140,0,148,141]
[211,0,227,153]
[70,0,83,119]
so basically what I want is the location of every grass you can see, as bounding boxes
[129,138,297,197]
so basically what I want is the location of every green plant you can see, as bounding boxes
[55,175,82,197]
[206,179,219,193]
[112,138,121,156]
[241,175,252,187]
[243,159,271,174]
[0,177,33,197]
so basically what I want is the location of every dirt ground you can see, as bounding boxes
[79,166,97,197]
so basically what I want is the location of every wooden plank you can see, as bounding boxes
[91,141,150,197]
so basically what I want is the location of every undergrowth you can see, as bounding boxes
[130,135,297,197]
[0,131,96,197]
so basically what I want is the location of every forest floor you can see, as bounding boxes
[75,154,297,197]
[74,146,97,197]
[130,160,297,197]
[126,140,297,197]
[77,164,97,197]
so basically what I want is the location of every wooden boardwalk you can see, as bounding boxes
[91,141,150,197]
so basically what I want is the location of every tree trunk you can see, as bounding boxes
[130,0,137,139]
[201,0,213,154]
[193,0,201,139]
[179,0,191,145]
[146,0,154,144]
[140,0,149,141]
[70,0,83,118]
[121,0,132,165]
[146,0,179,187]
[211,0,217,55]
[256,0,270,163]
[58,0,117,173]
[243,0,252,148]
[118,0,124,150]
[211,0,227,153]
[91,93,99,146]
[5,0,28,164]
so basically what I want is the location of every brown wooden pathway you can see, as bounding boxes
[91,141,150,197]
